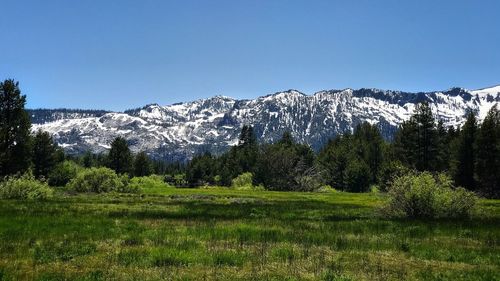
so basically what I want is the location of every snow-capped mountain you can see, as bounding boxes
[30,86,500,161]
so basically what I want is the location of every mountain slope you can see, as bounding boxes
[31,86,500,161]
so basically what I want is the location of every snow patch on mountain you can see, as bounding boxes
[31,87,499,161]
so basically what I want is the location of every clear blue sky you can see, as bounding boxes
[1,0,499,111]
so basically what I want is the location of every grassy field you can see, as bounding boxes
[0,187,499,281]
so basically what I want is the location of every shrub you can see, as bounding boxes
[231,172,253,189]
[0,173,53,200]
[316,185,339,193]
[116,174,138,193]
[48,160,83,187]
[68,167,133,193]
[231,172,265,191]
[369,185,380,193]
[129,175,170,191]
[383,172,477,219]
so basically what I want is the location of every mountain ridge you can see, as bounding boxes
[30,86,500,161]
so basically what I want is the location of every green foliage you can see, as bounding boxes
[315,185,338,193]
[48,160,83,187]
[0,173,53,200]
[106,137,132,174]
[231,172,253,189]
[318,122,383,192]
[231,172,264,190]
[450,111,477,190]
[0,79,32,176]
[377,160,411,191]
[129,175,170,190]
[317,136,350,189]
[1,188,498,280]
[384,172,477,218]
[353,122,385,182]
[216,125,259,186]
[255,132,315,191]
[81,151,105,168]
[164,173,188,187]
[32,130,61,179]
[392,102,442,171]
[186,152,217,186]
[68,167,134,193]
[133,151,152,177]
[344,158,371,192]
[370,185,380,193]
[474,105,500,198]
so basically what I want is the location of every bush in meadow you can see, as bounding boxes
[0,173,53,200]
[316,185,339,193]
[129,175,170,191]
[68,167,133,193]
[48,160,83,187]
[231,172,264,191]
[384,172,477,219]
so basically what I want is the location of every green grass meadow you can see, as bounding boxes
[0,187,499,280]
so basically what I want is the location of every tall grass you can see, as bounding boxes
[0,188,498,280]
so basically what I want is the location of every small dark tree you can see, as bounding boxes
[344,157,371,192]
[0,79,32,176]
[82,151,95,168]
[450,111,477,190]
[134,151,152,177]
[352,122,385,183]
[317,135,351,189]
[107,137,132,174]
[392,119,418,168]
[32,130,59,179]
[435,120,451,171]
[475,105,500,198]
[238,125,257,148]
[186,152,216,186]
[413,102,439,171]
[237,125,258,173]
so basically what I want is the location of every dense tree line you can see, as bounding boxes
[1,79,499,198]
[184,102,499,198]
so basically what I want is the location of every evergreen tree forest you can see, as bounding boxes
[1,79,499,198]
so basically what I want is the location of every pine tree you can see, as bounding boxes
[435,120,450,171]
[82,151,94,168]
[32,130,59,179]
[450,111,477,190]
[133,151,152,177]
[352,122,385,183]
[107,137,132,174]
[413,102,439,171]
[317,135,351,189]
[344,157,371,192]
[392,119,418,168]
[0,79,32,176]
[186,152,216,186]
[475,105,499,198]
[237,125,258,173]
[238,125,256,148]
[392,102,439,171]
[317,123,383,192]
